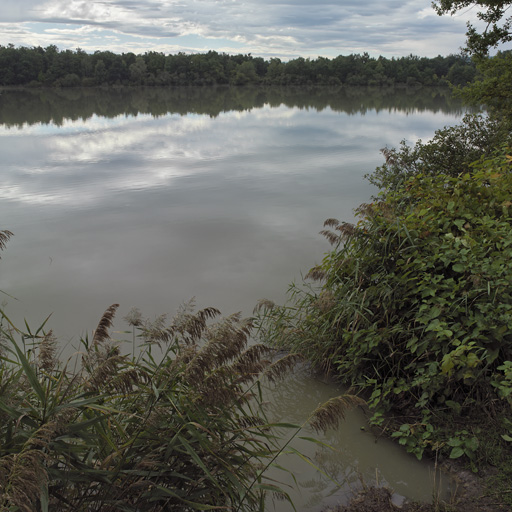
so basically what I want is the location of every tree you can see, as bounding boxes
[94,59,107,84]
[266,58,284,83]
[129,57,147,85]
[233,60,258,85]
[107,56,128,84]
[456,50,512,118]
[433,0,512,56]
[434,2,512,120]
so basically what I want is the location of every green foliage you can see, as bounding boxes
[433,0,512,56]
[367,113,505,193]
[446,430,479,461]
[257,145,512,460]
[256,0,512,480]
[454,51,512,119]
[492,360,512,405]
[390,421,435,460]
[0,44,477,88]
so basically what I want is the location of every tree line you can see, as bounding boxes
[0,44,476,88]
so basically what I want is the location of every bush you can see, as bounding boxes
[257,145,512,460]
[367,114,506,194]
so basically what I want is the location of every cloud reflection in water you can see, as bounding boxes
[0,90,465,344]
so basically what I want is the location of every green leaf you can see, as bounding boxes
[253,483,291,496]
[426,318,441,332]
[501,434,512,442]
[11,337,46,405]
[0,398,24,420]
[449,446,465,458]
[151,486,226,510]
[298,436,335,450]
[441,354,455,375]
[445,400,461,414]
[465,437,479,452]
[260,422,301,429]
[40,484,49,512]
[466,353,480,368]
[452,263,465,273]
[178,435,219,488]
[429,307,441,320]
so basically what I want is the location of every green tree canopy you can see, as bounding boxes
[433,0,512,55]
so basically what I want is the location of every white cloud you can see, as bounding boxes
[0,0,489,58]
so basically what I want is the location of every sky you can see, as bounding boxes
[0,0,493,60]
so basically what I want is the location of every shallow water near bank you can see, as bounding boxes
[262,366,450,511]
[0,85,464,507]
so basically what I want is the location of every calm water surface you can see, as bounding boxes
[0,86,465,509]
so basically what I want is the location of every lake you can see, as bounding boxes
[0,85,466,510]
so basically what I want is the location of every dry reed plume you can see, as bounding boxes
[0,230,13,256]
[1,235,364,511]
[309,394,366,433]
[1,299,333,511]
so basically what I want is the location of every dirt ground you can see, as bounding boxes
[323,462,511,512]
[324,485,509,512]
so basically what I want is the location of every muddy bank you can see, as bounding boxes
[324,462,510,512]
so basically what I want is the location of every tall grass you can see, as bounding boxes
[0,305,274,510]
[0,229,363,511]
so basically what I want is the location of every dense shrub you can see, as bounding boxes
[367,113,505,193]
[257,145,512,460]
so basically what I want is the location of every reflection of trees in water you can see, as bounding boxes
[0,85,467,128]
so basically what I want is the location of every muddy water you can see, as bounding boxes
[263,367,449,511]
[0,86,462,508]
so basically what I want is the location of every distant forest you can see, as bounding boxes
[0,44,477,88]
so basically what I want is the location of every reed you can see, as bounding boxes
[0,304,271,510]
[0,304,364,511]
[0,231,364,511]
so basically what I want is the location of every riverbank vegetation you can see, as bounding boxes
[256,2,512,507]
[0,298,274,510]
[0,281,364,511]
[256,130,512,459]
[0,44,476,88]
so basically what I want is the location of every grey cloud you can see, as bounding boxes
[0,0,43,22]
[0,0,471,58]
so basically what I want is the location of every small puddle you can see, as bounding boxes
[263,366,450,511]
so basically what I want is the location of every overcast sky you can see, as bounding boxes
[0,0,490,59]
